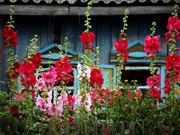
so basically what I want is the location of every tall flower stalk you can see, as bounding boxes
[115,9,129,89]
[144,22,161,103]
[164,5,180,103]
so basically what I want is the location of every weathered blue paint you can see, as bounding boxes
[160,66,166,98]
[38,43,76,56]
[127,40,144,49]
[128,52,149,58]
[97,20,112,64]
[41,53,73,60]
[111,60,165,63]
[99,64,117,89]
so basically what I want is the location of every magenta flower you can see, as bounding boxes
[42,72,54,83]
[147,76,155,88]
[156,74,161,88]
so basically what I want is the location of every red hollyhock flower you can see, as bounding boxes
[144,35,160,56]
[166,54,180,65]
[114,39,128,55]
[156,74,161,88]
[167,16,180,31]
[10,105,18,114]
[68,117,74,125]
[2,25,18,48]
[20,63,35,77]
[90,66,104,88]
[55,56,72,73]
[148,88,161,103]
[6,62,21,80]
[24,53,41,67]
[120,33,126,38]
[13,113,20,119]
[80,31,95,52]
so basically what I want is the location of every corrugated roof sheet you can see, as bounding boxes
[0,0,180,4]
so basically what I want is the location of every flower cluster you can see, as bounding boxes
[2,25,18,48]
[164,12,180,95]
[114,39,129,63]
[36,91,76,117]
[80,31,95,52]
[6,62,21,80]
[90,66,104,88]
[147,74,161,102]
[164,54,180,94]
[24,53,41,68]
[55,56,73,84]
[127,89,142,100]
[77,63,91,82]
[144,35,161,57]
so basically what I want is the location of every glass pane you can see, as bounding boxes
[121,69,151,86]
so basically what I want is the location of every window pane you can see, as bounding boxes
[121,69,151,86]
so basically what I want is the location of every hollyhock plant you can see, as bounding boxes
[42,72,55,83]
[35,78,45,90]
[148,88,161,103]
[2,25,18,48]
[147,76,155,88]
[90,66,104,88]
[10,105,18,114]
[24,53,42,67]
[144,35,160,56]
[77,63,91,82]
[80,31,95,52]
[167,16,180,31]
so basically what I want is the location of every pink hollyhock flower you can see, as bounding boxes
[67,95,76,109]
[90,90,102,101]
[147,76,155,88]
[77,63,91,82]
[16,94,25,99]
[35,78,45,90]
[84,93,91,111]
[49,104,57,116]
[36,96,47,112]
[144,35,160,56]
[156,74,161,88]
[57,100,63,117]
[42,72,54,83]
[4,106,9,111]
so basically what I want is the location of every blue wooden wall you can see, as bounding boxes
[1,14,180,92]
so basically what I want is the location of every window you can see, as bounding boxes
[121,66,160,95]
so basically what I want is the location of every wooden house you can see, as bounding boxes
[0,0,180,98]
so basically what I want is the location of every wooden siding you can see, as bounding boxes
[0,14,180,92]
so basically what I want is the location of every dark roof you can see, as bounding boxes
[0,0,180,4]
